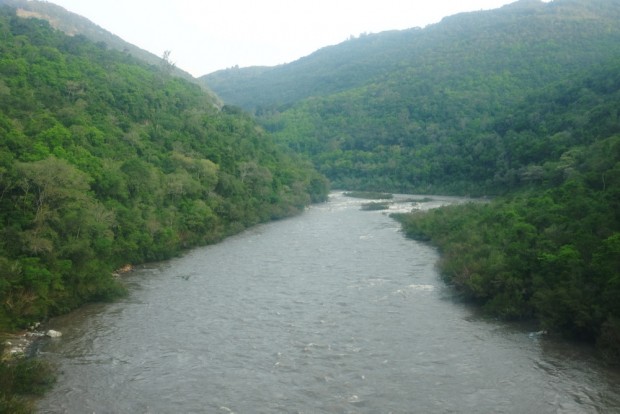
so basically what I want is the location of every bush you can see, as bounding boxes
[361,202,391,210]
[0,350,56,414]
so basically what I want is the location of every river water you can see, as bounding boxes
[37,192,620,413]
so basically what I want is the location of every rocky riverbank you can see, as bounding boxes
[2,326,61,361]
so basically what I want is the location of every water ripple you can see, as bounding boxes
[37,193,620,413]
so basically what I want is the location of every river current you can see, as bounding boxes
[37,192,620,413]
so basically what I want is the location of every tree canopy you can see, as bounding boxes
[0,6,328,331]
[203,0,620,361]
[206,0,620,194]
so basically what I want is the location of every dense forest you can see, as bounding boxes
[2,0,620,410]
[0,6,327,334]
[0,0,202,85]
[397,58,620,360]
[0,6,329,409]
[207,0,620,193]
[205,0,620,361]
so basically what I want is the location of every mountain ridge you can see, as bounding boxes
[0,0,221,102]
[208,0,620,193]
[201,0,567,110]
[0,5,327,332]
[209,0,620,357]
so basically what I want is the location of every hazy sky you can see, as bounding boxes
[48,0,523,77]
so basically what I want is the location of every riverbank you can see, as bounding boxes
[395,193,620,365]
[0,266,134,413]
[2,264,134,362]
[2,327,64,361]
[35,192,620,413]
[1,330,56,413]
[2,330,42,361]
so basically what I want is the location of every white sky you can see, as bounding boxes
[47,0,524,77]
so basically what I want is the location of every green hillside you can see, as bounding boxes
[199,29,410,111]
[0,0,216,96]
[0,6,327,332]
[2,1,620,410]
[203,0,620,112]
[202,0,620,360]
[397,57,620,359]
[205,0,620,193]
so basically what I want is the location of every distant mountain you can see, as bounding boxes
[200,28,401,110]
[203,0,620,112]
[202,0,620,356]
[0,0,219,100]
[203,0,620,193]
[201,28,423,110]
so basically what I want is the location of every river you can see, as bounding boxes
[37,192,620,413]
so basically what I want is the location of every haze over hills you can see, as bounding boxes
[204,0,620,193]
[202,0,620,111]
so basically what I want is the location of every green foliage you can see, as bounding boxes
[343,191,393,200]
[6,358,56,395]
[0,352,55,413]
[397,132,620,359]
[204,0,620,363]
[361,202,390,211]
[206,0,620,194]
[0,7,327,333]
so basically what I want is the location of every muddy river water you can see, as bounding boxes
[37,192,620,413]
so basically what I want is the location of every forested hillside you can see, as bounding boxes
[0,0,202,85]
[205,0,620,193]
[205,0,620,112]
[398,57,620,359]
[0,6,327,332]
[203,0,620,360]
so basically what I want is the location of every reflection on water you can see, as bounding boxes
[37,192,620,413]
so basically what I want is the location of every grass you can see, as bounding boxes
[361,202,391,211]
[0,342,56,414]
[343,191,393,200]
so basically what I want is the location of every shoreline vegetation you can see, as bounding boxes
[0,343,56,414]
[361,201,391,211]
[347,192,438,211]
[393,187,620,364]
[0,7,328,411]
[343,191,394,200]
[344,191,394,211]
[2,0,620,410]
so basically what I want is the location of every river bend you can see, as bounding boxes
[37,192,620,413]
